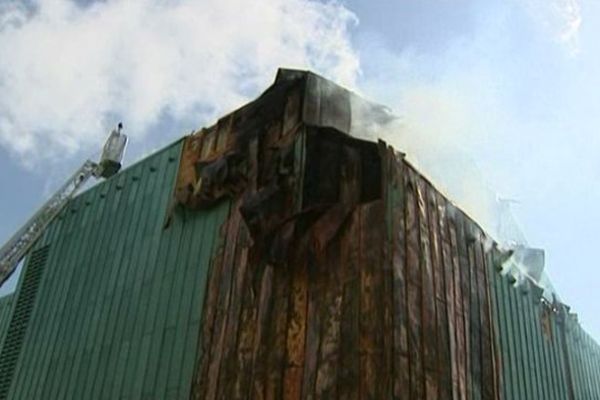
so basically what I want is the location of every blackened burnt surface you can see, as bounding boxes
[172,69,384,265]
[302,128,381,209]
[180,69,600,400]
[182,69,501,399]
[303,129,342,207]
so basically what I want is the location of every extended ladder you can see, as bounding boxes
[0,160,98,285]
[0,124,127,286]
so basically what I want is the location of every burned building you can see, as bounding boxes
[0,69,599,399]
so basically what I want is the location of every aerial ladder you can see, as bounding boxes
[0,123,128,286]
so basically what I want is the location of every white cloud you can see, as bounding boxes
[523,0,582,54]
[0,0,586,235]
[0,0,359,166]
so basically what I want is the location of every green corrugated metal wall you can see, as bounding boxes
[0,295,13,345]
[0,140,229,399]
[564,315,600,399]
[0,245,51,398]
[489,259,600,400]
[489,267,570,400]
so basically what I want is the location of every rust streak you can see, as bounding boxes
[283,260,308,400]
[405,167,424,399]
[416,177,438,400]
[391,152,409,400]
[205,205,243,400]
[337,208,360,400]
[438,193,459,400]
[314,242,343,399]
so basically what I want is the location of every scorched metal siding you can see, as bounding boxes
[178,69,600,399]
[180,69,501,399]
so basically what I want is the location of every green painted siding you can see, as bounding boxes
[0,294,13,346]
[0,246,50,398]
[488,256,600,400]
[2,140,229,399]
[564,317,600,399]
[489,269,572,400]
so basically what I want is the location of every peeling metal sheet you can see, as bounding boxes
[185,69,505,400]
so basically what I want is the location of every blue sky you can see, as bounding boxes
[1,0,600,339]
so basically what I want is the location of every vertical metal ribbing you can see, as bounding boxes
[0,245,49,399]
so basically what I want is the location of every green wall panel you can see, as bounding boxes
[565,317,600,399]
[488,256,600,400]
[488,264,572,400]
[3,140,229,399]
[0,294,13,349]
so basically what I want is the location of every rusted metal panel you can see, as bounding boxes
[117,69,600,399]
[456,213,473,399]
[336,208,360,400]
[448,208,468,400]
[437,192,460,400]
[474,233,488,400]
[263,261,291,399]
[416,177,439,400]
[283,258,308,400]
[359,199,386,399]
[466,228,482,400]
[229,246,260,400]
[300,259,321,400]
[186,70,402,400]
[389,150,410,400]
[202,203,243,400]
[314,241,343,399]
[481,243,500,400]
[404,168,425,399]
[216,229,250,399]
[379,143,395,400]
[428,189,452,400]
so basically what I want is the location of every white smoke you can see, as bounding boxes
[352,0,588,302]
[354,0,585,244]
[355,56,512,242]
[0,0,359,166]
